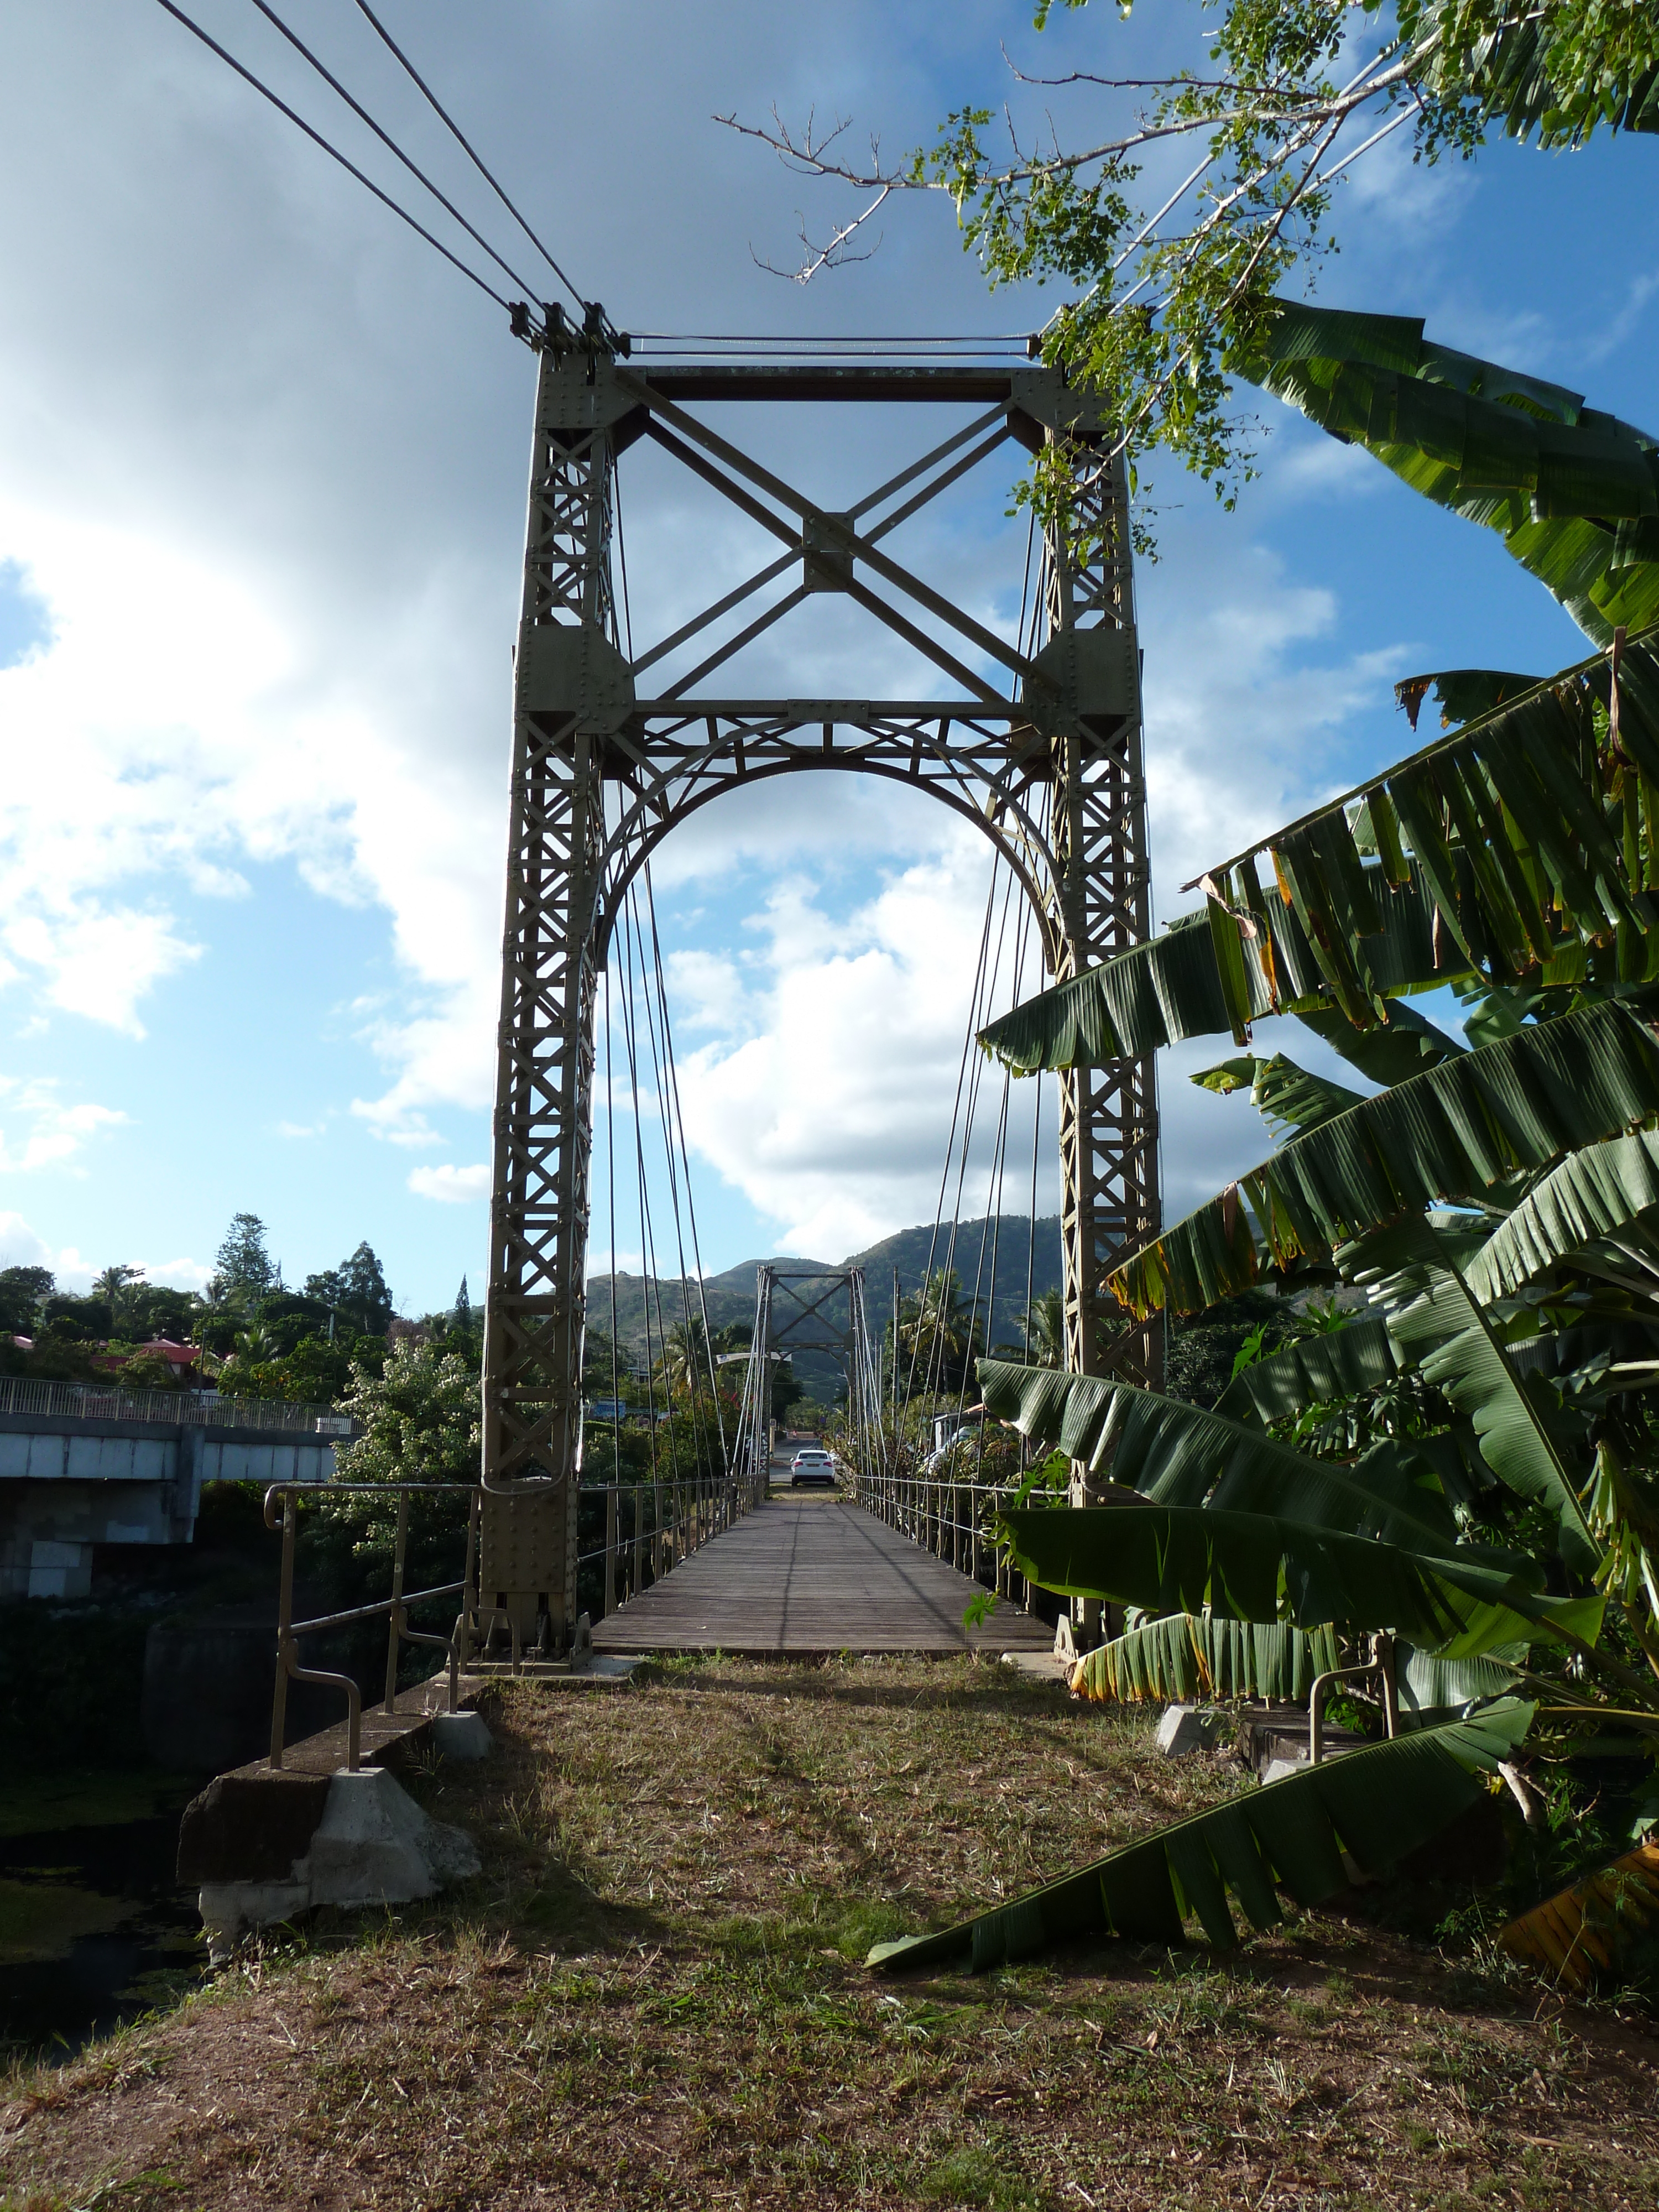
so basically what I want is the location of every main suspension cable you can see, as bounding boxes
[349,0,587,312]
[150,0,519,317]
[243,0,545,300]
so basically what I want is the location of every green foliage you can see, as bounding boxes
[1237,296,1659,643]
[40,1294,112,1342]
[982,625,1659,1083]
[0,1262,53,1322]
[1076,1611,1341,1703]
[304,1241,394,1335]
[1113,1004,1659,1318]
[737,4,1659,540]
[335,1340,481,1485]
[215,1209,278,1298]
[1001,1497,1595,1655]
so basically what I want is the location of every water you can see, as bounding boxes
[0,1772,207,2063]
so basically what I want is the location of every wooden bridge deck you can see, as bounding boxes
[589,1498,1057,1660]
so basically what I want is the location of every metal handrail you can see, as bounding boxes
[0,1374,351,1434]
[264,1481,478,1772]
[1310,1632,1399,1763]
[847,1453,1039,1611]
[262,1464,751,1768]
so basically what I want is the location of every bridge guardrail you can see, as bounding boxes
[849,1458,1040,1616]
[577,1465,747,1616]
[261,1462,749,1765]
[0,1375,350,1434]
[264,1482,478,1771]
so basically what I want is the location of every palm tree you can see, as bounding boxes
[898,1269,983,1394]
[1016,1287,1065,1368]
[232,1323,281,1366]
[659,1316,711,1400]
[92,1262,146,1331]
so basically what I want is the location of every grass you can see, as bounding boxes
[2,1654,1657,2209]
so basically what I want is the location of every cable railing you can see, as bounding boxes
[577,1464,750,1615]
[0,1375,351,1434]
[849,1449,1040,1615]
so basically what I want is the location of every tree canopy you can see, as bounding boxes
[729,0,1659,538]
[305,1242,395,1336]
[215,1211,279,1298]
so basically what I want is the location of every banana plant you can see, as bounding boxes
[982,622,1659,1068]
[870,1700,1536,1971]
[870,299,1659,1984]
[1234,297,1659,646]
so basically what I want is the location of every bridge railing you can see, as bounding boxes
[577,1463,752,1619]
[264,1480,477,1771]
[0,1375,349,1434]
[260,1465,749,1760]
[849,1457,1041,1617]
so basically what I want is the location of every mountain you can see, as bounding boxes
[586,1216,1063,1401]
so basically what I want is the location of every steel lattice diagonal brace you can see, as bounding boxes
[1033,410,1160,1391]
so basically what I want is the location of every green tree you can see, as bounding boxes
[304,1242,394,1335]
[41,1295,112,1342]
[659,1315,712,1400]
[899,1269,984,1394]
[91,1264,146,1331]
[730,1,1659,538]
[216,1212,278,1300]
[0,1265,53,1336]
[1016,1287,1066,1368]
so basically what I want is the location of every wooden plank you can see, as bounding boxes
[591,1499,1055,1658]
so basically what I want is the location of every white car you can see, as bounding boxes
[790,1447,837,1489]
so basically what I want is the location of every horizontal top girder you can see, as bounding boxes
[635,367,1023,403]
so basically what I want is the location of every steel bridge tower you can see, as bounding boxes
[478,330,1159,1653]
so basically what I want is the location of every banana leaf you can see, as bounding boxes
[1107,1003,1659,1319]
[1499,1839,1659,1998]
[1213,1308,1401,1423]
[1400,2,1659,152]
[1467,1128,1659,1303]
[1291,998,1465,1082]
[1192,1053,1366,1139]
[1397,1641,1528,1724]
[1352,1217,1600,1569]
[978,864,1465,1071]
[999,1501,1600,1658]
[1239,299,1659,644]
[978,1358,1460,1552]
[1395,668,1543,731]
[868,1698,1536,1970]
[980,626,1659,1077]
[1073,1612,1341,1705]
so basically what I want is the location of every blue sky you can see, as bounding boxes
[0,3,1653,1314]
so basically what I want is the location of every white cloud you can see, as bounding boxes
[144,1254,215,1292]
[0,1079,126,1173]
[276,1120,324,1139]
[0,1211,212,1295]
[408,1162,491,1203]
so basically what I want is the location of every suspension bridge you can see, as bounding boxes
[133,6,1161,1686]
[461,325,1162,1669]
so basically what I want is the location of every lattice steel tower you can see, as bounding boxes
[478,327,1159,1652]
